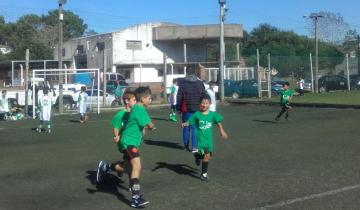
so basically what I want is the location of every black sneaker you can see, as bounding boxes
[200,173,210,182]
[96,160,109,184]
[131,195,149,208]
[275,117,280,122]
[194,153,202,166]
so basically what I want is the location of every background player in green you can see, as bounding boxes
[182,94,228,181]
[119,86,155,208]
[275,81,295,121]
[96,91,137,186]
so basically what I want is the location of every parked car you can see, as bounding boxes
[318,75,347,92]
[74,89,116,107]
[350,74,360,90]
[224,79,281,99]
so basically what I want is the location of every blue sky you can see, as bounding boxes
[1,0,359,36]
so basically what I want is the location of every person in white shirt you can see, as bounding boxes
[169,78,178,122]
[77,86,88,123]
[0,90,10,120]
[298,77,305,96]
[206,82,217,112]
[37,88,53,133]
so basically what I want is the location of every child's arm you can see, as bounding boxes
[146,122,156,130]
[217,123,228,140]
[182,122,189,128]
[112,128,120,143]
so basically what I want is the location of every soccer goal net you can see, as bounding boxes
[31,68,101,118]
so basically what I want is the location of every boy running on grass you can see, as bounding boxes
[275,81,295,122]
[117,86,155,208]
[96,91,137,185]
[182,94,228,181]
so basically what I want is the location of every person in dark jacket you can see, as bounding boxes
[176,69,206,152]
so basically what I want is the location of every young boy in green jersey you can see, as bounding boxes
[96,91,137,184]
[182,94,228,181]
[275,82,295,121]
[119,86,155,208]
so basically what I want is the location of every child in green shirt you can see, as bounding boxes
[120,86,155,208]
[275,81,295,121]
[182,94,228,181]
[96,91,137,184]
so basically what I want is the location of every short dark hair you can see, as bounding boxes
[2,90,6,94]
[283,82,290,87]
[81,86,86,91]
[173,78,177,84]
[134,86,152,102]
[122,91,135,105]
[200,93,212,103]
[43,88,49,94]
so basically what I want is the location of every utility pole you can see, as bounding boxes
[219,0,227,101]
[304,13,323,93]
[25,49,29,117]
[357,35,360,75]
[58,0,66,113]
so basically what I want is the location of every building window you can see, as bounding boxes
[77,45,84,54]
[158,68,164,77]
[126,40,142,50]
[62,48,66,57]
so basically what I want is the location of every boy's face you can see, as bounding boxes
[126,96,137,107]
[283,85,289,90]
[2,91,6,97]
[141,95,152,107]
[200,99,211,111]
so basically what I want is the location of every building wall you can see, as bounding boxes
[112,22,174,65]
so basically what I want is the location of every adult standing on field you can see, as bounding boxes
[177,67,206,152]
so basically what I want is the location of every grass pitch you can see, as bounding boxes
[1,105,360,210]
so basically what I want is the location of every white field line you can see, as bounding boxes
[250,184,360,210]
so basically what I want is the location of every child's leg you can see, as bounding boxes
[37,120,44,132]
[182,113,190,149]
[275,106,286,120]
[201,153,211,180]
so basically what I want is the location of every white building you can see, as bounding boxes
[55,22,243,89]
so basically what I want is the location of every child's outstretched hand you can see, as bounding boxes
[113,135,120,143]
[220,129,228,140]
[182,122,189,128]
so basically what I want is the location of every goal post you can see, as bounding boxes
[31,68,101,119]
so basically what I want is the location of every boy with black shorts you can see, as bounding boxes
[275,82,294,121]
[120,86,155,208]
[182,94,228,181]
[96,91,137,184]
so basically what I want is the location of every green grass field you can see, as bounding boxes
[1,105,360,210]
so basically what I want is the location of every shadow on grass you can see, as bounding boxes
[144,139,184,150]
[69,120,81,123]
[151,162,199,179]
[85,170,130,205]
[252,119,277,124]
[152,117,169,121]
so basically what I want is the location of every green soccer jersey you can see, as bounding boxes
[111,109,129,130]
[279,89,294,105]
[119,104,151,151]
[188,111,224,152]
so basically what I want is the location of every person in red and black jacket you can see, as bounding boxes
[176,69,206,152]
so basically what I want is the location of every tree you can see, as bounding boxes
[242,24,344,77]
[0,10,88,60]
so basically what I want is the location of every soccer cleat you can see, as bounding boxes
[96,160,109,184]
[194,153,202,166]
[131,195,149,208]
[200,173,210,182]
[191,148,198,153]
